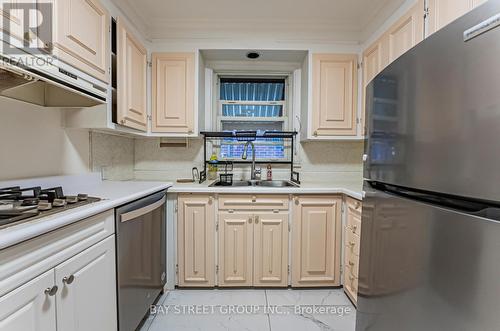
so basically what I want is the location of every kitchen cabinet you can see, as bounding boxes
[55,236,116,331]
[51,0,110,83]
[0,270,57,331]
[0,0,37,47]
[291,195,342,287]
[361,0,424,135]
[218,212,254,286]
[253,212,289,287]
[152,52,196,135]
[116,17,148,132]
[386,0,424,64]
[426,0,479,37]
[343,197,362,305]
[0,211,116,331]
[177,194,216,287]
[311,54,358,137]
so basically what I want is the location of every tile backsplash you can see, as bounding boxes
[91,132,363,183]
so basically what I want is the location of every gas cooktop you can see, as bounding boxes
[0,186,101,228]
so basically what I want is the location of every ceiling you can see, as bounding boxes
[112,0,407,43]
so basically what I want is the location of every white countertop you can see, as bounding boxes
[0,174,172,250]
[169,179,363,200]
[0,174,362,250]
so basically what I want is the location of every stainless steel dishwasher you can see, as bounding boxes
[115,190,166,331]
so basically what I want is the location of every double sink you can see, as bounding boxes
[209,180,299,188]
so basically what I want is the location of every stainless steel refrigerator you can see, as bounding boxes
[357,1,500,330]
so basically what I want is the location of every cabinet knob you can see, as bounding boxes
[248,217,253,224]
[349,275,355,281]
[294,197,299,205]
[355,202,361,209]
[188,130,194,134]
[349,241,356,246]
[208,196,213,204]
[44,285,58,296]
[349,261,355,266]
[254,216,259,224]
[252,196,257,202]
[63,275,75,285]
[313,131,318,137]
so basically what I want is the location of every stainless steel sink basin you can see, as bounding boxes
[208,180,299,188]
[255,180,299,187]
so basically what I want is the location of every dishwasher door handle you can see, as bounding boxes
[120,196,166,223]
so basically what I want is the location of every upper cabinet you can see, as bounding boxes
[116,17,148,132]
[51,0,110,83]
[426,0,487,37]
[310,53,358,138]
[386,1,424,63]
[152,52,196,135]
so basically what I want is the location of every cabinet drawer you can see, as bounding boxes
[344,248,359,278]
[344,265,358,298]
[345,229,360,257]
[218,195,289,210]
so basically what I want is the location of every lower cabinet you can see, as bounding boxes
[291,195,342,287]
[218,212,289,287]
[177,194,216,287]
[55,236,116,331]
[0,211,117,331]
[0,235,116,331]
[344,197,362,305]
[0,270,57,331]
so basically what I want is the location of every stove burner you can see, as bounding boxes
[0,186,99,228]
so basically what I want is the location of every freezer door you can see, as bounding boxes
[357,182,500,331]
[363,0,500,202]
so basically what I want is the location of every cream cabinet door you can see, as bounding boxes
[426,0,474,37]
[218,212,253,287]
[52,0,110,82]
[386,0,424,63]
[0,0,37,47]
[55,236,117,331]
[253,213,289,287]
[0,270,56,331]
[177,194,215,287]
[116,17,147,132]
[311,54,358,137]
[152,52,195,134]
[292,196,342,287]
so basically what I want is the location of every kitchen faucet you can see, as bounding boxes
[242,141,261,180]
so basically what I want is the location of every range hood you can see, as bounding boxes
[0,54,107,107]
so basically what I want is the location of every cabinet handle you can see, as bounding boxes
[248,217,253,224]
[44,285,58,296]
[252,196,257,202]
[349,241,356,246]
[294,197,299,205]
[254,216,259,224]
[353,225,358,231]
[313,131,318,137]
[63,275,75,285]
[349,261,355,266]
[208,196,213,204]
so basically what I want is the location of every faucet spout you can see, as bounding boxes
[242,141,258,180]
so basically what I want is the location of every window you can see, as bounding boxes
[217,77,288,160]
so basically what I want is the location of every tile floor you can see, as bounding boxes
[140,289,356,331]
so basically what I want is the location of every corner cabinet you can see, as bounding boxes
[152,52,196,135]
[177,194,216,287]
[310,54,358,138]
[51,0,110,83]
[291,195,342,287]
[426,0,487,37]
[116,17,148,132]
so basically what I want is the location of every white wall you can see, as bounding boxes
[0,98,90,180]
